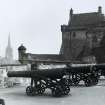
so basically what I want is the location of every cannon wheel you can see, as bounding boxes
[52,85,63,97]
[91,77,98,85]
[72,74,80,86]
[62,85,70,95]
[72,78,80,86]
[73,80,79,86]
[84,77,92,87]
[26,86,36,96]
[59,78,70,95]
[37,84,46,94]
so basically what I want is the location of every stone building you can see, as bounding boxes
[18,44,64,65]
[60,6,105,63]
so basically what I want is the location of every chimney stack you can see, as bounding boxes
[98,6,102,13]
[70,8,73,16]
[68,8,73,25]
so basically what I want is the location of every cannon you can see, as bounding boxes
[66,64,100,86]
[7,67,70,97]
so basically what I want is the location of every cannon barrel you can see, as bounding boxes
[7,65,97,79]
[94,64,105,69]
[94,64,105,76]
[7,68,67,79]
[71,66,92,73]
[8,64,102,80]
[66,65,95,74]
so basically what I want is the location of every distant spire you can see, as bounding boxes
[5,33,13,62]
[8,32,11,47]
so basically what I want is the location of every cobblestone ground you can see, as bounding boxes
[0,78,105,105]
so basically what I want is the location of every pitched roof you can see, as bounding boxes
[69,12,105,27]
[26,53,82,64]
[27,53,65,62]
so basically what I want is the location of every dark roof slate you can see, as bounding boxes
[27,53,65,61]
[69,12,105,27]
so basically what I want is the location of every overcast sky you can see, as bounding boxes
[0,0,105,59]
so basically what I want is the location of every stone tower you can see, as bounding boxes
[18,44,27,64]
[60,6,105,63]
[5,34,13,62]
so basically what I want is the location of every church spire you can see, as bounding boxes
[5,33,13,62]
[8,32,11,47]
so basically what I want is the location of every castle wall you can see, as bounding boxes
[60,25,105,63]
[61,30,87,60]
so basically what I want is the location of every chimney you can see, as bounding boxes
[98,6,102,13]
[70,8,73,16]
[68,8,73,25]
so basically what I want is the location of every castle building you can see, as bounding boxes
[60,6,105,63]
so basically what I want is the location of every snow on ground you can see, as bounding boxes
[0,78,105,105]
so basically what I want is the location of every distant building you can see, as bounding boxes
[18,44,64,64]
[0,67,7,88]
[0,34,29,88]
[60,6,105,63]
[0,65,30,88]
[0,34,20,65]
